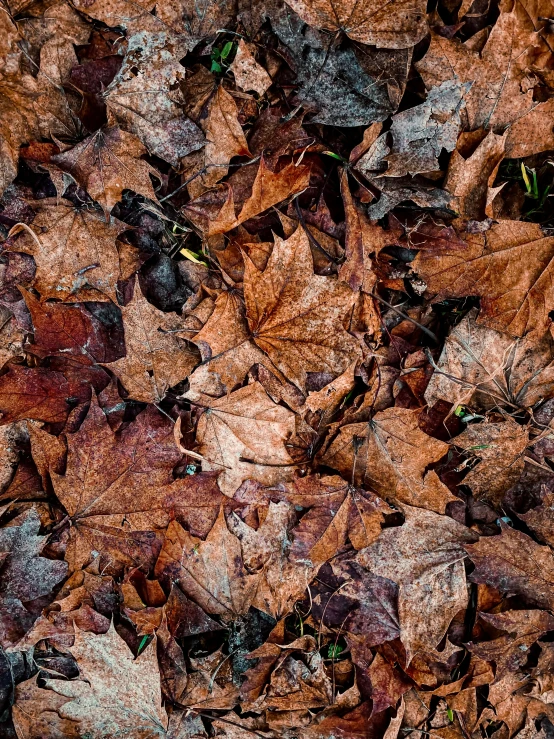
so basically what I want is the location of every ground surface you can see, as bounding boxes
[1,0,554,737]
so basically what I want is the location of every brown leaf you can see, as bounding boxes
[47,397,225,572]
[22,289,125,365]
[189,228,360,397]
[519,490,554,547]
[424,309,554,410]
[321,407,457,513]
[195,382,296,497]
[10,200,125,302]
[444,131,507,220]
[466,524,554,611]
[230,40,272,97]
[416,12,542,132]
[104,280,199,403]
[184,158,311,236]
[12,624,168,738]
[412,221,554,337]
[52,126,160,218]
[468,610,554,679]
[154,509,259,619]
[229,501,313,618]
[452,418,528,507]
[104,28,205,165]
[357,505,477,661]
[199,85,252,191]
[284,0,428,48]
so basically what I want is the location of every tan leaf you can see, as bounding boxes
[228,501,313,618]
[321,407,457,513]
[195,382,296,497]
[416,10,542,132]
[104,280,199,403]
[52,126,160,218]
[9,199,125,302]
[202,85,252,189]
[424,309,554,410]
[187,227,360,396]
[12,624,168,739]
[357,505,477,661]
[284,0,428,49]
[230,40,272,96]
[452,418,528,507]
[154,509,259,619]
[413,220,554,337]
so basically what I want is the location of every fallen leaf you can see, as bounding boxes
[284,0,428,48]
[195,382,296,497]
[452,418,528,507]
[12,623,168,738]
[413,220,554,337]
[188,228,360,398]
[10,199,126,302]
[47,397,226,572]
[104,279,199,403]
[154,509,259,619]
[0,508,67,647]
[52,126,160,218]
[357,505,476,661]
[424,309,554,410]
[230,40,272,97]
[466,523,554,611]
[321,407,457,513]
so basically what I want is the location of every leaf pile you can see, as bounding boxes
[1,0,554,737]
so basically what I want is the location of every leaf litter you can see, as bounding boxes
[1,0,554,737]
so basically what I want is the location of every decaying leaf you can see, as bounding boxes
[195,382,296,496]
[413,221,554,337]
[104,280,200,403]
[357,505,477,661]
[321,407,457,513]
[155,509,259,619]
[12,624,168,738]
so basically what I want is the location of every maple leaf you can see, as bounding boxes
[270,5,395,127]
[321,407,457,513]
[468,610,554,680]
[230,40,272,97]
[198,84,252,191]
[284,0,428,48]
[10,199,125,302]
[0,508,67,647]
[311,559,401,646]
[415,8,542,132]
[444,130,507,220]
[187,228,360,398]
[154,509,259,620]
[362,80,470,178]
[228,501,313,618]
[184,158,311,236]
[425,309,554,410]
[103,28,205,165]
[412,220,554,337]
[519,490,554,547]
[357,505,477,661]
[44,397,227,572]
[452,418,528,507]
[466,523,554,611]
[22,289,125,365]
[12,624,168,739]
[52,126,160,218]
[103,279,199,403]
[195,382,296,497]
